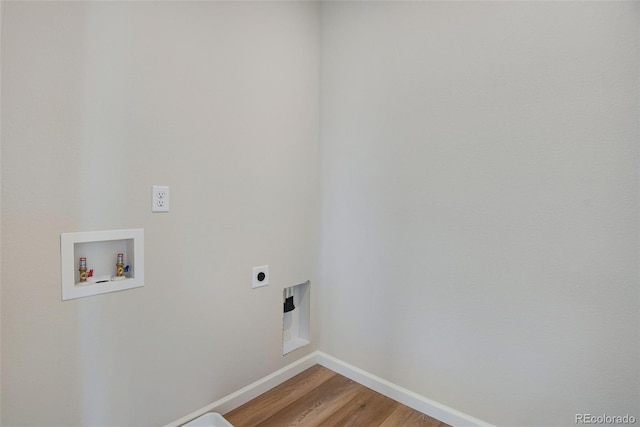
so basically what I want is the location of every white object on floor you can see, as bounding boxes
[182,412,233,427]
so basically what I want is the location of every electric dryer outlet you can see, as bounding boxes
[252,265,269,288]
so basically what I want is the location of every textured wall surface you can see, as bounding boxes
[1,2,319,425]
[319,2,639,425]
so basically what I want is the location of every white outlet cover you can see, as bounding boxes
[152,185,170,213]
[252,265,269,288]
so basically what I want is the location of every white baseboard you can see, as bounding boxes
[164,352,318,427]
[165,351,492,427]
[315,352,493,427]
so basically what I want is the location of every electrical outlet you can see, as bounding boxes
[252,265,269,288]
[152,185,170,213]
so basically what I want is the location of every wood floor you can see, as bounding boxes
[224,365,450,427]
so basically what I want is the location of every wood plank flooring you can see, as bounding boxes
[224,365,450,427]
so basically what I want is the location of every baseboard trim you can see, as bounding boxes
[165,350,492,427]
[164,352,318,427]
[315,351,492,427]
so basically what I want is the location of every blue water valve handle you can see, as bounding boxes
[124,265,130,273]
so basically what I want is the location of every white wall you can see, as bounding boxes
[0,1,3,422]
[3,2,639,426]
[1,2,319,426]
[319,2,639,426]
